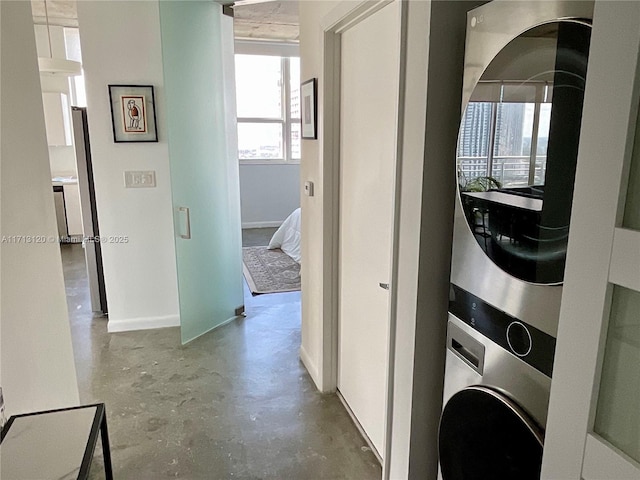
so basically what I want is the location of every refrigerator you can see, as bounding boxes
[72,106,108,315]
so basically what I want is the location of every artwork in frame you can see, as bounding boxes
[301,78,317,140]
[108,85,158,143]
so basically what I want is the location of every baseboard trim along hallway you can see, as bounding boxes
[299,345,321,390]
[107,314,180,333]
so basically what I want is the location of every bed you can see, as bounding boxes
[268,208,301,264]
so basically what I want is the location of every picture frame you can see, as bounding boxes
[108,85,158,143]
[301,78,317,140]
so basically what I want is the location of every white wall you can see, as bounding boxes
[239,163,300,227]
[77,1,180,332]
[0,0,3,403]
[48,145,77,175]
[298,0,340,390]
[34,24,66,60]
[0,0,79,415]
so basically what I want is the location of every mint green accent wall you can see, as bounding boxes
[159,1,243,344]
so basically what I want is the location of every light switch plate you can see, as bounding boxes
[124,171,156,188]
[304,181,314,197]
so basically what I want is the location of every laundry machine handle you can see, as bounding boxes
[447,321,485,375]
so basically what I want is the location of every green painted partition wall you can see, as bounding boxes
[159,1,244,344]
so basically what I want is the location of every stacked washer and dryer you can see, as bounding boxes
[439,2,593,479]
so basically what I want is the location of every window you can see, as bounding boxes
[235,51,300,163]
[458,82,551,188]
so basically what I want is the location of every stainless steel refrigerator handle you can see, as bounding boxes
[179,207,191,239]
[379,282,390,290]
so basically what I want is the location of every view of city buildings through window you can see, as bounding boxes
[457,82,552,189]
[235,54,300,162]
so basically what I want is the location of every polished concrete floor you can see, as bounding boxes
[62,237,380,479]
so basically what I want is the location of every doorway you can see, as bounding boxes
[233,40,303,305]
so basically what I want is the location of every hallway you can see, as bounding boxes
[61,243,380,479]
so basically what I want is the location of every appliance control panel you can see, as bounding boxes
[448,283,556,378]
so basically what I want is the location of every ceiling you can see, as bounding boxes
[233,0,298,41]
[31,0,78,27]
[31,0,299,41]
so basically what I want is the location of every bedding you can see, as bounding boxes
[268,208,301,263]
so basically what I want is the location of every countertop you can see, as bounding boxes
[52,176,78,187]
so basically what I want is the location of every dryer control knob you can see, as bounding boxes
[507,322,532,357]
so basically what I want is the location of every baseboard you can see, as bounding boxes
[299,345,322,390]
[107,314,180,333]
[241,221,282,229]
[337,390,383,465]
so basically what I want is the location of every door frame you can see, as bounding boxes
[541,1,640,478]
[318,0,406,472]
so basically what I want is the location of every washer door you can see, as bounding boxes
[439,386,544,480]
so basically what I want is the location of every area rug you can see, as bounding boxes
[242,246,301,295]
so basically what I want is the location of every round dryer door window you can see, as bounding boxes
[439,386,544,480]
[457,21,591,284]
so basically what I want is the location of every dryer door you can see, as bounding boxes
[456,19,591,285]
[439,386,544,480]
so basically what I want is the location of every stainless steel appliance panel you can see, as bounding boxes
[451,0,593,337]
[447,313,551,425]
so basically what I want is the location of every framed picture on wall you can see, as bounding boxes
[108,85,158,142]
[301,78,317,140]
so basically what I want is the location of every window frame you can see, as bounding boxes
[234,41,301,165]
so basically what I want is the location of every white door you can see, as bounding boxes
[542,2,640,478]
[337,0,401,458]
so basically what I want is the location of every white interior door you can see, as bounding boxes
[337,0,401,458]
[542,2,640,478]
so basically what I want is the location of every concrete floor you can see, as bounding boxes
[241,227,278,247]
[62,239,380,479]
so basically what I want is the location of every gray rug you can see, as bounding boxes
[242,246,301,295]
